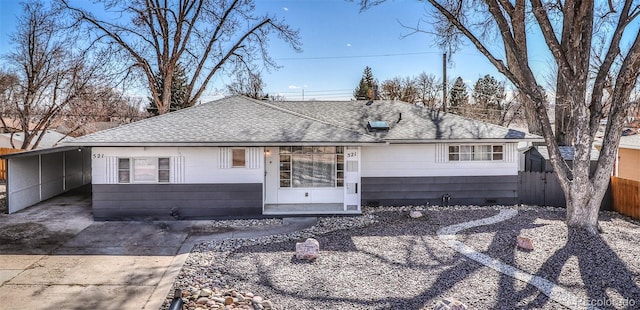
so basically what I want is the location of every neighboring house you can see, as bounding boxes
[614,129,640,181]
[60,96,540,220]
[0,130,71,150]
[0,117,37,133]
[56,121,122,138]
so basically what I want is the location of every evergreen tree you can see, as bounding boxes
[472,74,505,123]
[353,66,378,100]
[147,64,189,115]
[448,77,468,113]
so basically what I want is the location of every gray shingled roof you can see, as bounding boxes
[0,130,71,149]
[532,145,600,161]
[270,99,540,142]
[64,96,381,146]
[64,96,540,146]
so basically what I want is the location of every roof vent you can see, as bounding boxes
[367,121,389,132]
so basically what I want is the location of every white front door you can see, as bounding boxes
[264,147,278,204]
[343,146,361,211]
[265,146,346,206]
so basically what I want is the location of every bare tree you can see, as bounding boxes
[2,1,110,150]
[379,76,419,102]
[226,70,266,99]
[62,0,301,115]
[361,0,640,234]
[0,72,20,127]
[59,86,146,137]
[415,72,442,109]
[267,93,287,101]
[499,89,525,128]
[378,72,445,108]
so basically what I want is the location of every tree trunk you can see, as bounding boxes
[522,96,542,135]
[565,186,602,235]
[554,75,577,146]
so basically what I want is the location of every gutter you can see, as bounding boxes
[0,146,84,159]
[383,138,545,144]
[60,141,389,148]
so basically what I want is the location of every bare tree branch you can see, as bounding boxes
[61,0,301,115]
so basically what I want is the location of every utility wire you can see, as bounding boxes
[276,51,442,61]
[275,50,489,61]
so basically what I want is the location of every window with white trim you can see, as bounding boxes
[117,157,170,183]
[279,146,344,188]
[448,145,503,161]
[158,158,170,182]
[118,158,130,183]
[232,148,246,168]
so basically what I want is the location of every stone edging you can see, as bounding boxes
[437,209,599,310]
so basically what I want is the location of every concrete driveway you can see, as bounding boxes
[0,189,193,310]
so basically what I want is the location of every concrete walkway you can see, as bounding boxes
[0,192,316,310]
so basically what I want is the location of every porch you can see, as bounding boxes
[263,203,361,216]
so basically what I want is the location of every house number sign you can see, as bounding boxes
[346,151,357,158]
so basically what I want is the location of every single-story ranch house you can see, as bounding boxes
[5,96,541,219]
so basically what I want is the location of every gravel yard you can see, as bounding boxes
[166,206,640,310]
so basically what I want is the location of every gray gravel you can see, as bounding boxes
[164,206,640,309]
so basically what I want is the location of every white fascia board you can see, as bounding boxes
[384,138,543,144]
[61,141,388,147]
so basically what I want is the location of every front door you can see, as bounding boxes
[343,146,361,211]
[264,147,278,204]
[266,146,345,205]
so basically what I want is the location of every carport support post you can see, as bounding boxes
[6,158,9,213]
[62,151,66,191]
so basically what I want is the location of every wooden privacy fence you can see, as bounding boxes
[518,171,566,207]
[518,171,613,210]
[611,176,640,220]
[0,148,22,181]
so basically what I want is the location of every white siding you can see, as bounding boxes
[247,147,262,169]
[218,147,262,169]
[7,148,91,214]
[170,156,186,183]
[92,147,264,185]
[104,156,118,184]
[361,143,519,177]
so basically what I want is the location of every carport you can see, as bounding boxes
[1,146,91,213]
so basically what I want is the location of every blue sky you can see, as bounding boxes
[252,0,505,100]
[0,0,543,101]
